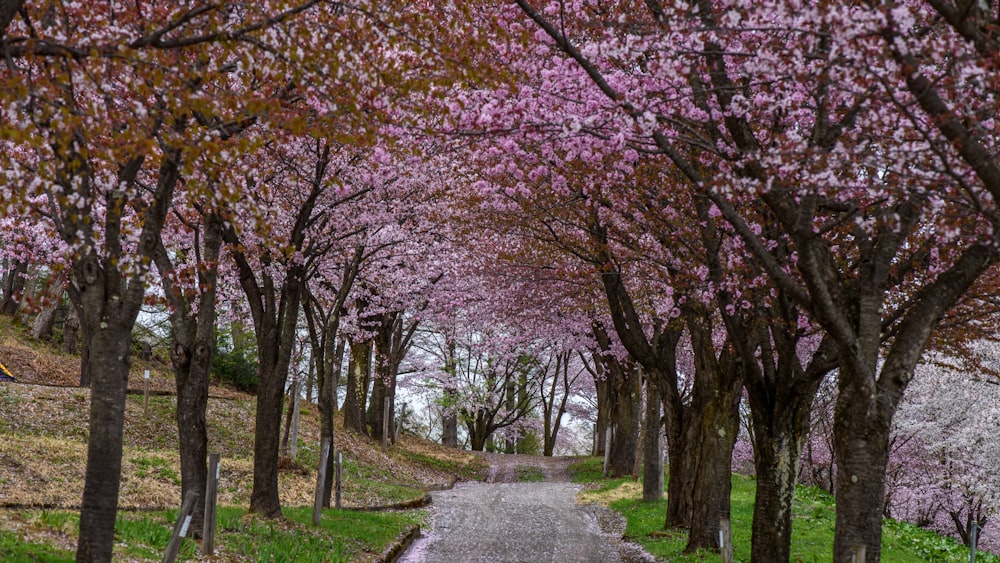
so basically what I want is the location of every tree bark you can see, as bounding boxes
[832,361,890,563]
[466,408,490,451]
[607,368,641,477]
[0,0,25,38]
[442,410,458,447]
[441,338,459,448]
[72,151,171,562]
[247,299,300,518]
[319,337,344,506]
[369,311,407,445]
[681,334,742,552]
[642,378,663,501]
[63,305,79,354]
[280,379,300,456]
[303,245,361,505]
[592,364,609,456]
[223,143,329,519]
[78,318,92,388]
[31,302,58,340]
[0,259,25,315]
[591,323,642,477]
[76,324,134,563]
[343,338,371,436]
[504,374,516,453]
[541,352,573,457]
[740,334,835,563]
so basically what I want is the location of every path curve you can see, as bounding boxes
[398,454,652,563]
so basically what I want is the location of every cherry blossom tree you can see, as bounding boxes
[505,3,1000,561]
[885,354,1000,552]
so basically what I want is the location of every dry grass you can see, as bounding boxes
[0,381,461,510]
[0,316,481,560]
[577,480,643,505]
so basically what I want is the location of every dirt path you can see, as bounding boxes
[398,454,652,563]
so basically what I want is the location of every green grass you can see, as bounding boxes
[115,511,196,560]
[286,506,427,552]
[515,465,546,482]
[6,505,427,562]
[218,506,427,562]
[397,450,489,481]
[0,529,74,562]
[339,457,425,504]
[568,457,999,563]
[568,457,636,495]
[129,454,181,485]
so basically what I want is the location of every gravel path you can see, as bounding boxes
[398,454,653,563]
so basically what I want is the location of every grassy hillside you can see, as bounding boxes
[571,458,998,563]
[0,316,486,561]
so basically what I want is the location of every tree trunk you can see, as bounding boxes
[281,379,299,456]
[152,212,222,539]
[75,324,133,563]
[321,336,345,505]
[504,375,516,453]
[593,373,609,456]
[31,302,58,340]
[244,271,305,519]
[832,368,891,563]
[441,339,459,448]
[607,366,641,477]
[682,349,742,552]
[369,317,397,444]
[662,395,689,528]
[743,354,829,563]
[63,305,79,354]
[642,380,663,501]
[749,430,803,562]
[343,338,371,435]
[0,259,26,315]
[305,354,315,404]
[442,403,458,448]
[0,0,25,38]
[592,325,643,477]
[249,331,295,518]
[79,318,93,388]
[467,410,489,451]
[14,264,40,326]
[172,338,213,538]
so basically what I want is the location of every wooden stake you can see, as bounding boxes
[143,369,150,417]
[382,397,390,447]
[313,438,331,525]
[163,490,198,563]
[335,451,343,509]
[603,426,613,477]
[201,453,220,556]
[719,518,733,563]
[395,402,406,443]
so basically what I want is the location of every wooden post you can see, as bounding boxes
[395,402,406,443]
[290,387,301,459]
[719,518,733,563]
[313,438,331,525]
[163,490,198,563]
[382,397,390,447]
[335,451,343,509]
[143,369,150,417]
[201,453,220,556]
[851,545,867,563]
[970,521,978,563]
[602,427,611,477]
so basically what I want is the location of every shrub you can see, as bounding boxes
[211,327,259,393]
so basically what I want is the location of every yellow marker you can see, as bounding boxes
[0,362,16,381]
